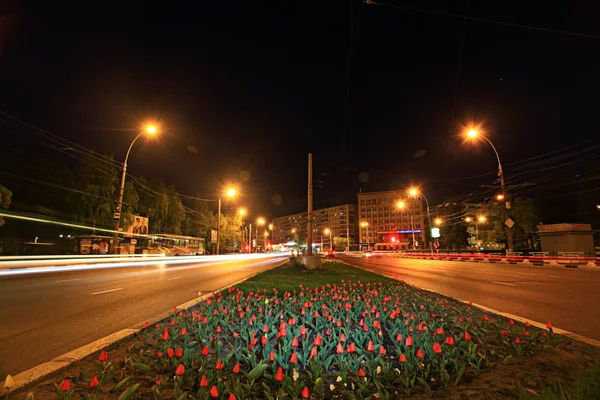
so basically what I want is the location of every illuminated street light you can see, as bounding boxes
[238,209,246,216]
[217,187,238,255]
[464,217,472,223]
[475,215,487,242]
[361,221,370,251]
[466,127,514,252]
[268,223,273,230]
[496,194,504,201]
[112,123,159,253]
[434,218,443,226]
[257,218,265,225]
[291,228,297,234]
[407,187,433,256]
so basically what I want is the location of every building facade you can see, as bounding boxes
[272,204,358,250]
[357,190,425,249]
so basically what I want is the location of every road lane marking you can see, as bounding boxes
[55,278,82,283]
[91,288,123,295]
[168,276,182,281]
[491,281,516,286]
[514,272,535,276]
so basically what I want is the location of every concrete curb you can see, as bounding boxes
[346,261,600,349]
[1,259,287,395]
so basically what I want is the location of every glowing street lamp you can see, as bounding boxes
[216,187,237,255]
[238,209,246,216]
[407,187,434,256]
[112,123,159,253]
[496,194,504,201]
[466,127,514,252]
[434,218,443,226]
[475,215,487,242]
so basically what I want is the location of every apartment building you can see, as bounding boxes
[357,190,425,249]
[271,204,358,249]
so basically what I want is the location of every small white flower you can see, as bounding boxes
[330,384,335,391]
[376,366,382,375]
[336,376,343,383]
[292,368,299,382]
[364,377,367,383]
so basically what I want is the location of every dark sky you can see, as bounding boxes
[1,0,600,220]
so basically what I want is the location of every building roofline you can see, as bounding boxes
[357,189,413,196]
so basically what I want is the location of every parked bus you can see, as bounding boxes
[146,234,206,256]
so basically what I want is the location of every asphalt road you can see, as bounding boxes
[341,256,600,341]
[0,255,287,376]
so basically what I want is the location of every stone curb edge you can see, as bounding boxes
[2,259,288,395]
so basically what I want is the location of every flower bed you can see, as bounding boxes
[5,262,600,399]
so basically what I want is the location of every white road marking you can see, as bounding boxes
[491,281,516,286]
[55,278,82,283]
[91,288,123,295]
[514,272,535,276]
[167,276,182,281]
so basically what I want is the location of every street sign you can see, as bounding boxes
[211,229,217,243]
[113,212,121,220]
[431,227,440,238]
[505,218,515,228]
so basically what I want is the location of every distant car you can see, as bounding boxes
[324,249,335,258]
[363,250,373,258]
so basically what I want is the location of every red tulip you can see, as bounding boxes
[60,380,70,391]
[501,329,508,336]
[432,342,442,354]
[181,328,187,336]
[89,376,99,388]
[336,342,344,354]
[202,345,209,356]
[405,336,413,347]
[144,321,149,329]
[263,324,269,333]
[367,340,374,352]
[416,348,423,358]
[310,347,317,358]
[302,386,310,398]
[546,321,553,330]
[210,385,219,398]
[399,354,407,362]
[270,351,275,361]
[157,351,163,358]
[379,345,386,355]
[524,331,530,337]
[445,336,455,346]
[200,375,208,387]
[340,332,346,342]
[163,328,169,341]
[396,333,403,341]
[525,321,530,327]
[464,331,472,341]
[436,327,444,335]
[290,352,297,364]
[216,359,223,370]
[509,319,514,325]
[313,334,322,346]
[358,368,366,377]
[483,314,489,322]
[275,366,284,382]
[515,337,521,344]
[176,364,185,376]
[233,363,240,373]
[230,394,236,400]
[167,348,174,358]
[292,336,299,347]
[98,350,108,362]
[216,326,222,333]
[176,348,183,358]
[300,327,306,338]
[170,319,175,326]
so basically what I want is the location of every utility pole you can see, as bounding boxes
[249,223,252,253]
[216,198,222,255]
[307,153,313,256]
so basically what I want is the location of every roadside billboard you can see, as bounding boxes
[124,215,149,237]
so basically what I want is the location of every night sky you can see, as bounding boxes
[2,0,600,220]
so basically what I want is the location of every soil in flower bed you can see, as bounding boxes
[6,261,600,400]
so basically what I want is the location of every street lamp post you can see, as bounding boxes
[112,125,157,254]
[324,228,332,250]
[397,201,416,250]
[361,221,369,251]
[467,129,514,252]
[476,215,486,243]
[216,188,236,255]
[256,218,265,253]
[409,188,434,256]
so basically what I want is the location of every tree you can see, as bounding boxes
[481,197,541,250]
[436,202,469,249]
[219,212,244,249]
[333,236,346,251]
[0,184,12,227]
[184,198,216,243]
